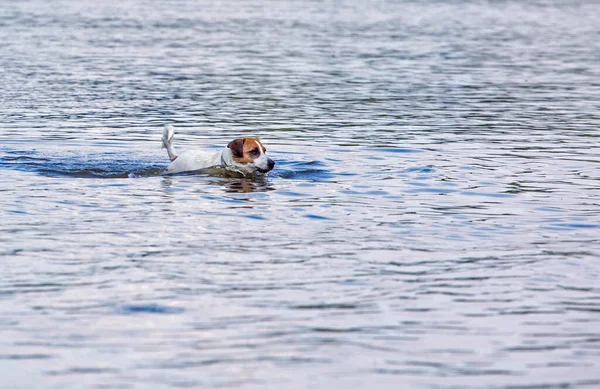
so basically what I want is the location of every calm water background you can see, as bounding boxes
[1,0,600,388]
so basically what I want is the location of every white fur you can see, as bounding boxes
[161,125,177,161]
[161,125,274,175]
[165,149,225,174]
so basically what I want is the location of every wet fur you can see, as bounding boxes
[161,125,275,175]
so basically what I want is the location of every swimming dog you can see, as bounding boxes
[161,125,275,175]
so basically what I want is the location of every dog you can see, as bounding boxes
[161,125,275,175]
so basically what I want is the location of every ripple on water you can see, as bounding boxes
[117,304,185,315]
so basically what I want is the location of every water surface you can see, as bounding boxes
[1,0,600,388]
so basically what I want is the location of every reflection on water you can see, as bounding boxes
[1,0,600,388]
[217,178,274,193]
[162,174,275,194]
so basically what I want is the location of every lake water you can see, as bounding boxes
[1,0,600,388]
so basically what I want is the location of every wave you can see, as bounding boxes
[0,149,165,178]
[1,149,331,181]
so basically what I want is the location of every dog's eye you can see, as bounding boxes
[249,148,259,156]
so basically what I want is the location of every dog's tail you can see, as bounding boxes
[162,125,178,162]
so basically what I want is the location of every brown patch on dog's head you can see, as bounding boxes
[227,138,245,158]
[228,138,264,163]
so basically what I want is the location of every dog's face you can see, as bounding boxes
[227,138,275,174]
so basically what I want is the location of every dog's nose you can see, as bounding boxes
[267,158,275,171]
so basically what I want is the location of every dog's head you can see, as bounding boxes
[227,138,275,175]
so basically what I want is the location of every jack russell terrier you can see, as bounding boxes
[161,125,275,175]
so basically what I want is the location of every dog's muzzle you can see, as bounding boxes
[258,158,275,174]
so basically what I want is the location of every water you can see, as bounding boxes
[1,0,600,388]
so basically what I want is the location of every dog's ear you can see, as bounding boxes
[228,138,245,158]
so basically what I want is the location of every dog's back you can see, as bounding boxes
[166,150,222,174]
[162,126,223,173]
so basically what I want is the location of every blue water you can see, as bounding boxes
[1,0,600,388]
